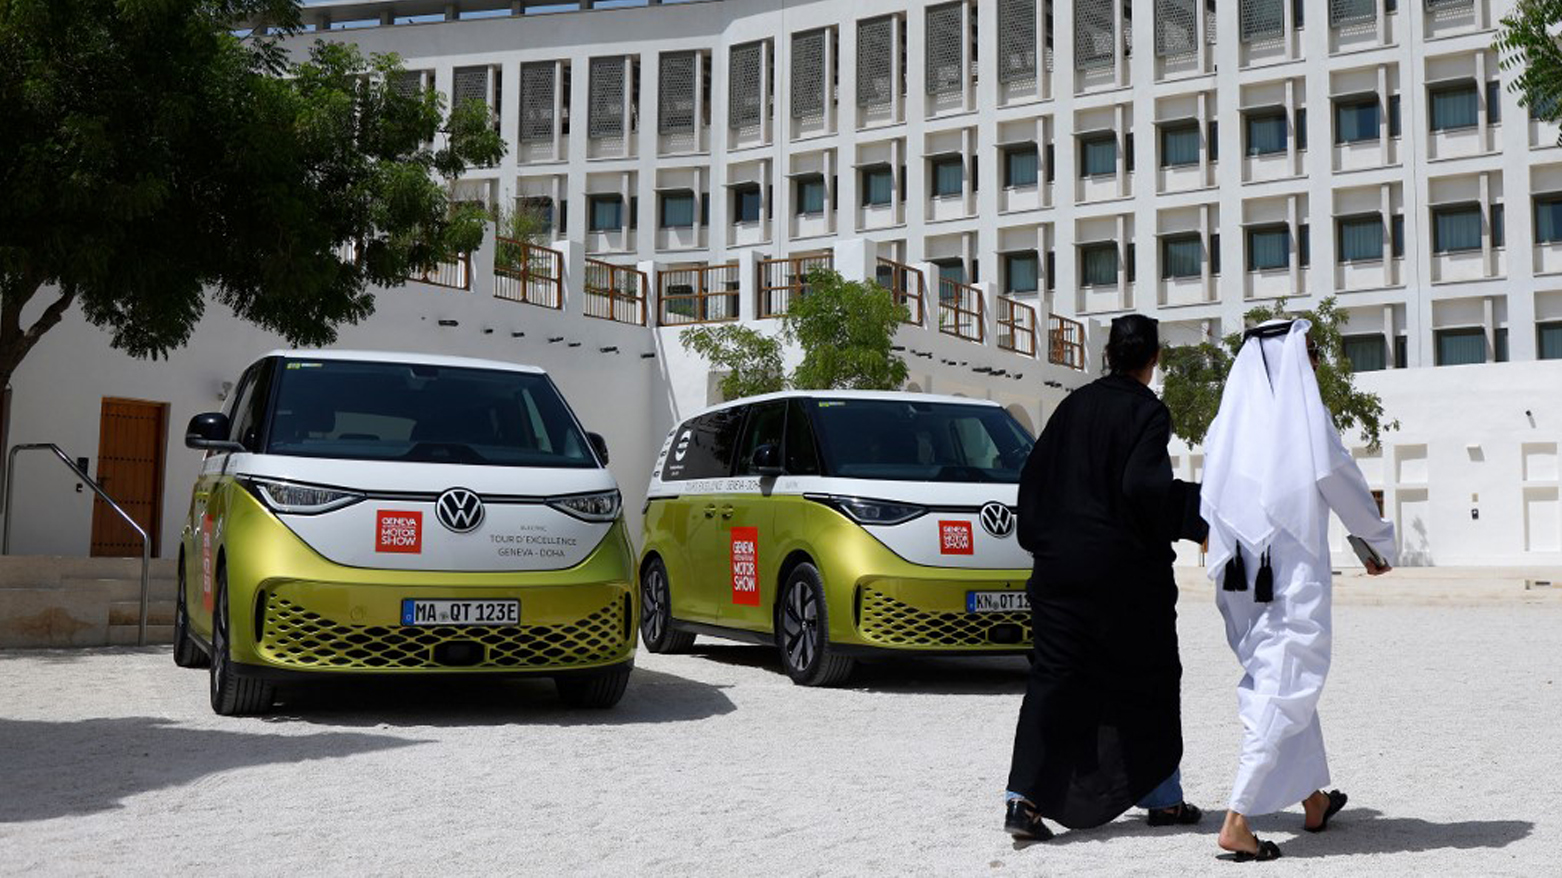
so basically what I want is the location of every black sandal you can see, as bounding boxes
[1218,838,1283,863]
[1147,802,1204,826]
[1304,789,1348,833]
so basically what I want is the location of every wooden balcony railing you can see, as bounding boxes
[584,258,648,325]
[874,257,926,326]
[410,252,472,291]
[996,296,1038,357]
[1048,313,1087,370]
[658,263,741,326]
[937,277,984,344]
[756,251,833,318]
[494,237,562,308]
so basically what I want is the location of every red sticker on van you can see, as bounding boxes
[377,510,423,553]
[939,520,974,555]
[200,515,215,611]
[731,526,760,606]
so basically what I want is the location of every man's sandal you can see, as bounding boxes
[1147,802,1204,826]
[1304,789,1348,833]
[1217,838,1283,863]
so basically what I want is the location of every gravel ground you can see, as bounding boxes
[1,588,1558,877]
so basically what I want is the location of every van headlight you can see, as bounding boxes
[239,478,363,515]
[548,490,621,522]
[808,495,927,526]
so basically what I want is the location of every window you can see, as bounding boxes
[935,260,966,284]
[1125,133,1135,172]
[660,191,696,228]
[1539,322,1562,360]
[734,401,787,476]
[1208,121,1219,162]
[588,195,623,232]
[1394,334,1407,368]
[784,398,821,475]
[1496,327,1509,363]
[1337,214,1383,262]
[1081,243,1119,286]
[662,408,746,479]
[805,398,1035,483]
[931,156,964,196]
[1004,147,1039,187]
[1429,82,1479,131]
[1126,243,1136,283]
[1247,225,1290,271]
[1211,233,1221,274]
[1486,81,1502,125]
[1161,235,1202,279]
[796,176,826,214]
[1334,97,1380,144]
[1080,134,1117,177]
[733,185,762,223]
[1299,223,1311,266]
[1293,0,1305,27]
[1391,214,1404,257]
[1046,250,1056,291]
[1296,107,1308,150]
[1431,204,1482,254]
[1388,95,1401,137]
[1004,251,1040,293]
[1537,196,1562,244]
[1434,327,1486,366]
[1044,143,1055,183]
[1245,110,1288,156]
[1342,334,1387,372]
[862,166,894,206]
[1492,204,1504,248]
[1160,122,1200,167]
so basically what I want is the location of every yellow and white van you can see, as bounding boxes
[175,351,636,714]
[638,391,1035,686]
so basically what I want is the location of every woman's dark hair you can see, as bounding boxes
[1104,314,1160,375]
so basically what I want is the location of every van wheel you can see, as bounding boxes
[776,563,854,687]
[639,557,695,654]
[555,666,632,708]
[173,555,209,669]
[208,567,275,716]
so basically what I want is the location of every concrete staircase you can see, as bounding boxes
[0,556,178,648]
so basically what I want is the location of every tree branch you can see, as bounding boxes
[0,285,76,381]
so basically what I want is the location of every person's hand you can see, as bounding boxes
[1365,558,1391,576]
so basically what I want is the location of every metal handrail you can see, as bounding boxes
[2,443,152,646]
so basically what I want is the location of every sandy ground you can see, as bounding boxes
[1,583,1559,876]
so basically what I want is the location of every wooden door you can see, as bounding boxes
[90,398,168,557]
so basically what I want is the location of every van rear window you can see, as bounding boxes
[265,360,596,468]
[808,399,1034,483]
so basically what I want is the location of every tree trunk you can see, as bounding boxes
[0,273,76,400]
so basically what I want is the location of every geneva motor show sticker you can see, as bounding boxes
[731,526,760,606]
[376,510,423,554]
[939,520,975,555]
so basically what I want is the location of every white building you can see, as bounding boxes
[3,0,1561,567]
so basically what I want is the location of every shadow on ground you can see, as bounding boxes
[0,716,422,823]
[268,667,736,728]
[688,643,1030,695]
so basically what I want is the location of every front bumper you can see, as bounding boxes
[845,575,1032,653]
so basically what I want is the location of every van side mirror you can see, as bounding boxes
[587,431,610,465]
[185,412,245,452]
[752,443,782,477]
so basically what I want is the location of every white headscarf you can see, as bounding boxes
[1200,319,1351,579]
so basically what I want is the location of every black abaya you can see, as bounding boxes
[1006,373,1206,829]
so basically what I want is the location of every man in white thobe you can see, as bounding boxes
[1199,320,1395,862]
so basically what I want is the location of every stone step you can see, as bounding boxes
[0,556,177,588]
[107,624,175,646]
[0,589,109,647]
[108,599,175,627]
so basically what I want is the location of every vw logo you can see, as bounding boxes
[979,502,1015,538]
[435,488,485,534]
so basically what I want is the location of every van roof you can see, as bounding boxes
[260,350,548,375]
[688,389,1004,420]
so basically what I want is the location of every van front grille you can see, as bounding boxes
[258,593,629,670]
[858,586,1032,649]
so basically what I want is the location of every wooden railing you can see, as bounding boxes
[1048,313,1087,370]
[875,257,926,326]
[996,297,1038,357]
[411,252,472,291]
[584,258,648,325]
[937,277,984,344]
[756,251,833,318]
[493,237,562,308]
[658,263,741,325]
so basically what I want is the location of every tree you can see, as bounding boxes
[1497,0,1562,142]
[0,0,505,393]
[492,199,552,274]
[679,325,787,401]
[1160,297,1399,450]
[785,269,910,391]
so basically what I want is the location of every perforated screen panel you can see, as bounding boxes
[1155,0,1199,57]
[391,70,426,98]
[1329,0,1375,25]
[1239,0,1284,38]
[453,67,489,109]
[998,0,1038,84]
[791,29,826,119]
[588,56,625,138]
[858,16,895,107]
[729,41,764,129]
[1075,0,1116,70]
[926,2,965,95]
[519,62,555,143]
[659,51,697,134]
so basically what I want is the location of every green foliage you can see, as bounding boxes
[679,324,787,401]
[0,0,505,385]
[783,269,910,391]
[492,200,552,273]
[1496,0,1562,143]
[1160,297,1400,450]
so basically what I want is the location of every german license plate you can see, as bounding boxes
[966,591,1030,614]
[401,599,518,626]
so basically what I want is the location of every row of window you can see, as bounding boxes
[1340,322,1562,371]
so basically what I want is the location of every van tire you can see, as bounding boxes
[173,555,209,669]
[776,563,855,687]
[640,557,696,654]
[208,567,276,716]
[555,666,632,708]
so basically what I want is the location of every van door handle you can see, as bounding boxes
[721,505,734,519]
[703,503,717,519]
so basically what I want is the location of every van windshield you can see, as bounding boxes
[264,360,597,468]
[807,399,1034,483]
